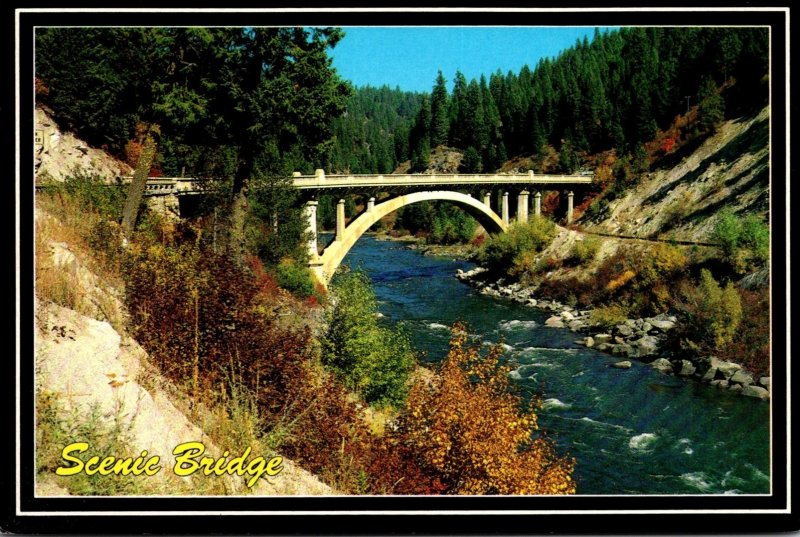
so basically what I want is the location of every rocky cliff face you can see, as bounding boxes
[35,107,133,182]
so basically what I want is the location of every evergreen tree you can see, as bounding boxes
[430,71,450,147]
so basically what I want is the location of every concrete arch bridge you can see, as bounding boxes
[293,169,592,287]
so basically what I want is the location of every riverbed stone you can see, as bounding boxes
[528,299,537,307]
[650,358,674,374]
[730,370,754,386]
[759,376,771,388]
[701,366,718,383]
[710,379,729,389]
[741,385,770,400]
[729,384,743,393]
[611,344,634,357]
[545,316,565,328]
[677,360,696,376]
[596,343,611,352]
[614,336,627,345]
[632,335,659,357]
[594,334,613,344]
[584,336,595,348]
[649,319,676,332]
[617,324,635,337]
[715,360,742,380]
[641,321,653,333]
[612,361,632,369]
[568,320,584,332]
[560,310,575,321]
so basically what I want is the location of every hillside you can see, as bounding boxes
[583,106,769,242]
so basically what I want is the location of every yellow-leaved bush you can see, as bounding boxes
[393,323,576,495]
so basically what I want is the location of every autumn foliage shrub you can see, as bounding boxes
[392,324,576,495]
[717,286,769,376]
[673,269,742,354]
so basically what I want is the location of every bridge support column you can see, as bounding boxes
[566,191,574,224]
[502,192,509,225]
[483,192,492,209]
[304,200,319,259]
[336,198,346,241]
[517,190,529,223]
[367,197,375,213]
[534,191,542,217]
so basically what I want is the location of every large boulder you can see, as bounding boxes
[611,344,634,358]
[545,316,565,328]
[584,336,595,348]
[649,319,676,332]
[730,370,755,386]
[741,385,770,400]
[701,366,718,383]
[616,324,635,337]
[710,379,729,389]
[650,358,674,374]
[560,310,575,321]
[612,361,632,369]
[759,377,771,388]
[715,360,743,380]
[677,360,696,376]
[594,334,613,344]
[641,321,653,333]
[631,335,659,357]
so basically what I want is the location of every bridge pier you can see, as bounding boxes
[502,192,509,225]
[567,191,574,224]
[517,190,529,223]
[367,197,375,212]
[336,199,346,241]
[304,200,319,259]
[534,191,542,217]
[483,192,492,209]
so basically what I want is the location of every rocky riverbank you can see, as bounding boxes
[456,267,770,401]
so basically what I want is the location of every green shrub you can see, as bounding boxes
[477,216,556,277]
[677,269,742,351]
[323,270,416,408]
[589,304,630,329]
[567,236,602,266]
[275,259,316,298]
[712,210,770,274]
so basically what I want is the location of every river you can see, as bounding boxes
[336,234,771,495]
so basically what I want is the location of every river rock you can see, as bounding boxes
[625,319,638,328]
[612,361,632,369]
[528,299,538,307]
[560,310,575,321]
[545,316,565,328]
[616,324,635,337]
[632,335,659,357]
[641,321,653,333]
[611,344,634,358]
[677,360,696,376]
[568,320,584,331]
[614,336,627,345]
[729,384,743,393]
[584,336,595,348]
[715,360,742,380]
[594,334,613,344]
[596,343,611,352]
[741,385,770,400]
[650,358,674,374]
[730,370,754,386]
[649,319,676,332]
[710,379,729,389]
[701,366,718,382]
[759,377,771,388]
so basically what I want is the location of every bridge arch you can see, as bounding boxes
[309,190,508,287]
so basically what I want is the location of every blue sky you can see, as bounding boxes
[329,27,614,93]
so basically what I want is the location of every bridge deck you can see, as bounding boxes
[291,172,593,190]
